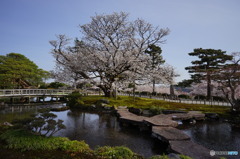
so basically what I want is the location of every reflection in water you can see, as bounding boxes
[54,110,164,158]
[0,103,64,123]
[179,121,240,153]
[0,105,37,123]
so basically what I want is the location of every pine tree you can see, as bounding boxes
[0,53,49,89]
[185,48,232,100]
[145,44,165,94]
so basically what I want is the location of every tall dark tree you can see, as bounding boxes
[0,53,49,89]
[145,44,165,93]
[185,48,232,100]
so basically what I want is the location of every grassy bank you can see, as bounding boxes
[80,95,230,115]
[0,127,142,159]
[0,126,194,159]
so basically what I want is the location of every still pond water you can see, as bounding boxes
[0,104,240,158]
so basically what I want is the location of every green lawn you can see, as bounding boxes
[81,95,230,115]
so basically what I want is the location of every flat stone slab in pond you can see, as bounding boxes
[167,111,205,121]
[144,114,178,127]
[117,108,148,123]
[188,111,205,120]
[168,113,192,120]
[152,126,190,141]
[120,115,148,122]
[169,140,216,159]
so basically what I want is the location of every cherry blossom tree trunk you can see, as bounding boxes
[98,84,115,97]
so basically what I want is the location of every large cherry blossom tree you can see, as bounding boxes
[50,12,173,97]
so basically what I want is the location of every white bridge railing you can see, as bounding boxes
[0,89,74,97]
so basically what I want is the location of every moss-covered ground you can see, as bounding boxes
[81,95,230,115]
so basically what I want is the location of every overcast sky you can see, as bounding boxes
[1,0,240,82]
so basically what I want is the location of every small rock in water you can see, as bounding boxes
[190,119,196,125]
[3,122,13,126]
[177,120,183,125]
[142,110,151,116]
[103,106,111,110]
[205,113,219,120]
[129,107,142,115]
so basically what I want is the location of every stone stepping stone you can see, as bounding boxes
[117,108,148,124]
[144,114,178,127]
[169,140,217,159]
[152,126,190,142]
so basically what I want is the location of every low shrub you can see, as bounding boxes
[149,106,163,115]
[178,94,191,99]
[95,99,110,108]
[134,91,140,95]
[58,139,91,153]
[149,155,169,159]
[94,146,136,159]
[194,95,206,100]
[161,93,170,97]
[179,154,192,159]
[67,91,85,108]
[212,96,226,102]
[140,91,150,96]
[151,92,157,96]
[0,129,90,153]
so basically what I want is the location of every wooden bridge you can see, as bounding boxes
[0,89,74,98]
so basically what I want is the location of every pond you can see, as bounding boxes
[53,110,167,157]
[178,121,240,159]
[0,104,165,158]
[1,104,240,158]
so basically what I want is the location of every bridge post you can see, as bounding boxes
[10,97,14,104]
[43,96,45,103]
[36,97,40,102]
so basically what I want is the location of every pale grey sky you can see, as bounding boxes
[1,0,240,82]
